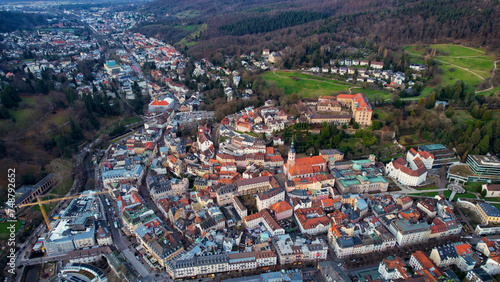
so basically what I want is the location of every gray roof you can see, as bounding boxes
[174,254,229,269]
[477,202,500,217]
[468,268,494,281]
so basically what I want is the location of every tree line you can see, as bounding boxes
[219,11,328,36]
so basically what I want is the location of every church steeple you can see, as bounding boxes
[287,142,296,168]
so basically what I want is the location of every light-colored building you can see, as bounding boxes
[482,184,500,198]
[166,254,229,279]
[244,209,285,237]
[466,268,495,282]
[216,184,238,206]
[236,176,273,195]
[317,96,342,112]
[329,225,396,258]
[104,60,122,76]
[73,230,96,249]
[256,250,277,267]
[337,93,373,126]
[227,252,257,272]
[407,148,434,170]
[429,242,475,272]
[272,234,328,265]
[386,157,427,186]
[319,149,344,163]
[96,226,113,246]
[294,207,332,235]
[389,219,430,246]
[269,201,293,221]
[476,202,500,225]
[269,52,281,63]
[378,256,409,280]
[233,196,248,218]
[409,251,443,278]
[256,188,285,211]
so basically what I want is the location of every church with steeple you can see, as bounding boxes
[283,142,327,180]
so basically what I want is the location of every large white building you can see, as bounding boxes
[102,164,144,184]
[166,250,278,279]
[389,219,431,246]
[386,157,428,186]
[407,148,434,170]
[256,187,285,211]
[328,224,396,258]
[244,209,285,237]
[272,234,328,265]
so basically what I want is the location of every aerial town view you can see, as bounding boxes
[0,0,499,281]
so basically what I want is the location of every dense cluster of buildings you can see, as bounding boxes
[7,7,500,282]
[302,57,423,91]
[371,239,499,282]
[328,194,462,260]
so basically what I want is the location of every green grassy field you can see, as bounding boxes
[177,23,207,47]
[440,65,484,88]
[452,110,475,123]
[274,71,350,85]
[39,108,71,132]
[122,116,142,125]
[355,88,392,101]
[179,25,198,31]
[478,84,500,96]
[0,221,23,240]
[111,131,135,144]
[405,44,486,57]
[8,97,36,126]
[438,57,493,77]
[405,44,496,92]
[0,96,54,133]
[261,70,393,100]
[261,71,351,97]
[416,186,439,191]
[175,10,199,18]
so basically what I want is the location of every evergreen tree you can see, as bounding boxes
[478,135,490,154]
[481,110,493,121]
[425,92,436,109]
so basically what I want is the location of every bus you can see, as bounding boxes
[114,222,118,229]
[105,198,110,206]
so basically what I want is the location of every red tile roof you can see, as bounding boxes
[150,99,170,106]
[287,156,326,177]
[270,201,293,214]
[455,243,473,256]
[295,207,331,230]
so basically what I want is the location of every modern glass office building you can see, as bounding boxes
[466,155,500,176]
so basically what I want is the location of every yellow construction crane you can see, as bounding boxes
[17,191,110,231]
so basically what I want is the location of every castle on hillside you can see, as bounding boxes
[297,93,373,126]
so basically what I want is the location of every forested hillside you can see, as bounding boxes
[0,11,48,32]
[136,0,500,62]
[319,0,500,46]
[219,11,329,36]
